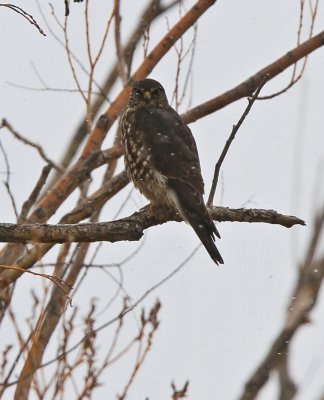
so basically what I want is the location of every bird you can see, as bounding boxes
[121,78,223,265]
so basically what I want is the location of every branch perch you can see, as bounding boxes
[0,207,305,244]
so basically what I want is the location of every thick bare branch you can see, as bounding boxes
[0,207,305,244]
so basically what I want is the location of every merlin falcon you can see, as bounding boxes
[121,79,223,265]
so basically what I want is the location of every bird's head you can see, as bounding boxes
[128,79,169,108]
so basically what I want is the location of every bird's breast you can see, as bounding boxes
[122,108,177,207]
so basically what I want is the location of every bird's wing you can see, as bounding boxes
[134,106,205,195]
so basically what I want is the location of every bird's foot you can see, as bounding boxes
[140,202,165,215]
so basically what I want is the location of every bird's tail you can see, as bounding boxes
[168,181,224,265]
[191,217,224,265]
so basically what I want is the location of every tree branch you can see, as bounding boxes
[0,4,46,36]
[0,207,305,244]
[181,29,324,123]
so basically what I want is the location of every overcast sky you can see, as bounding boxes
[1,1,324,399]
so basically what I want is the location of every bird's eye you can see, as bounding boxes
[152,87,162,96]
[133,88,142,97]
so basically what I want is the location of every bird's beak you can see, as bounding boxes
[143,90,151,100]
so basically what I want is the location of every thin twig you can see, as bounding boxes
[171,381,189,400]
[38,2,108,101]
[257,0,319,100]
[63,14,87,104]
[114,0,129,85]
[0,4,46,36]
[0,139,19,219]
[0,264,72,295]
[12,241,88,399]
[85,0,92,66]
[84,2,115,127]
[0,311,33,398]
[1,119,64,172]
[179,24,198,109]
[7,245,200,383]
[207,74,269,206]
[6,81,108,97]
[117,301,161,400]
